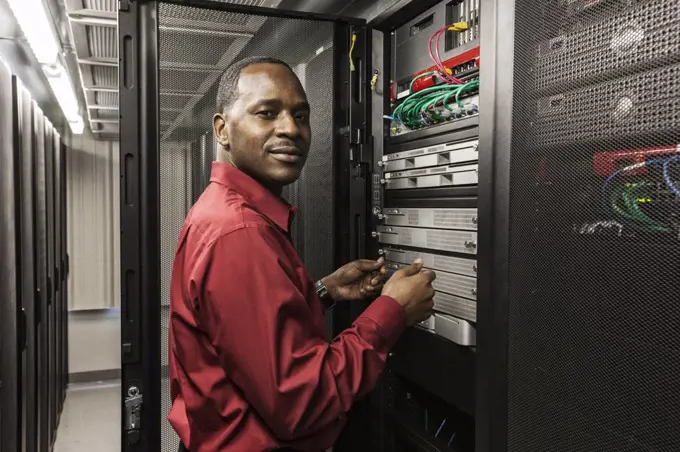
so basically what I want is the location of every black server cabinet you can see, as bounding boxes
[356,1,481,450]
[476,0,680,451]
[0,60,21,452]
[19,82,39,452]
[60,139,69,407]
[34,103,50,452]
[118,2,366,451]
[53,132,62,418]
[43,119,57,448]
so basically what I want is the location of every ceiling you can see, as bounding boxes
[59,0,395,141]
[63,0,285,141]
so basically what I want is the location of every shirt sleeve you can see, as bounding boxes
[194,224,406,442]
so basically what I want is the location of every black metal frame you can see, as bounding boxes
[474,0,514,450]
[18,83,38,452]
[119,1,367,451]
[119,1,161,450]
[34,103,51,452]
[0,65,21,452]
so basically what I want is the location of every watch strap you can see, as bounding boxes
[315,280,336,309]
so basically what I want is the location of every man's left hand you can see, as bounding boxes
[321,258,387,302]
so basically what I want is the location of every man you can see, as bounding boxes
[168,56,436,452]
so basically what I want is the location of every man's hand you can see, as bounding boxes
[381,259,436,326]
[321,258,386,302]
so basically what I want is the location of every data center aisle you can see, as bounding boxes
[53,381,121,452]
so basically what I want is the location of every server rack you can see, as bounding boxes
[360,2,480,450]
[476,0,680,451]
[0,60,69,452]
[19,79,38,452]
[0,60,22,452]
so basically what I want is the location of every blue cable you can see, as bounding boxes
[448,431,457,447]
[663,155,680,197]
[601,157,673,211]
[435,419,447,438]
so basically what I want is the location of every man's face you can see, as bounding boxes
[213,63,311,192]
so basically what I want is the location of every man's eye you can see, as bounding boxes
[295,113,309,121]
[257,111,276,118]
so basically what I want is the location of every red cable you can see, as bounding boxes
[428,26,464,85]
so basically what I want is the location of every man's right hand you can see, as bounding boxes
[381,259,436,325]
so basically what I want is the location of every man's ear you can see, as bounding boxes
[213,113,229,149]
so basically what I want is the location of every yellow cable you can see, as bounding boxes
[349,33,357,72]
[448,21,469,32]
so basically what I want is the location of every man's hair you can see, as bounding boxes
[215,56,294,114]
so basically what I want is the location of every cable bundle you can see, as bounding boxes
[602,156,680,233]
[392,79,478,129]
[389,22,478,132]
[428,24,468,85]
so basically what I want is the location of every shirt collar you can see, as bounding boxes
[209,161,296,232]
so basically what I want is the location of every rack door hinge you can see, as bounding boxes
[119,0,131,12]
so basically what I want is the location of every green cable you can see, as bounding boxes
[622,184,671,232]
[610,184,671,233]
[393,81,477,127]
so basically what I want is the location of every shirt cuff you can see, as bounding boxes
[359,295,406,350]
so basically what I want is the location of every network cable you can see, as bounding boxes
[663,154,680,197]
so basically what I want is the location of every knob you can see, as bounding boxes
[371,231,379,238]
[378,249,385,256]
[472,216,479,225]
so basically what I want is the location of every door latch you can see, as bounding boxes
[125,386,143,444]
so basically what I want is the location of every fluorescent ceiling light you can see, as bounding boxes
[44,63,84,134]
[7,0,84,134]
[70,116,85,134]
[7,0,60,65]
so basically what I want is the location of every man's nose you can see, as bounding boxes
[275,111,300,137]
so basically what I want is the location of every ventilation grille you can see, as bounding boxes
[534,0,680,92]
[532,63,680,147]
[508,0,680,451]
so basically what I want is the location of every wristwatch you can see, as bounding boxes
[315,280,336,309]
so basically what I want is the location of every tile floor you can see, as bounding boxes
[53,381,121,452]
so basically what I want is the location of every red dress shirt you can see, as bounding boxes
[168,162,406,452]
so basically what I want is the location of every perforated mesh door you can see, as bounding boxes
[507,1,680,451]
[157,2,337,450]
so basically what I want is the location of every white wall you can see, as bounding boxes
[68,309,121,373]
[66,135,121,374]
[67,135,120,311]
